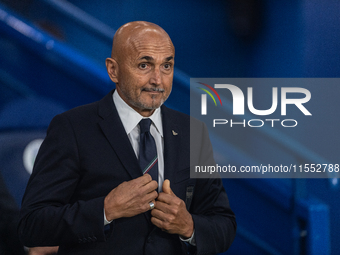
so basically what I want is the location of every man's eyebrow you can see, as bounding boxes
[138,56,174,61]
[165,56,174,62]
[139,56,153,61]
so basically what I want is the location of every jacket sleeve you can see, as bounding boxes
[191,178,236,255]
[18,114,110,247]
[189,121,237,255]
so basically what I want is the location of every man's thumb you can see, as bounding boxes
[163,179,174,195]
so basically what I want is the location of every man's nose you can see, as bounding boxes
[149,68,162,86]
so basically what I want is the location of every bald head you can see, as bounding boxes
[105,21,175,117]
[110,21,174,61]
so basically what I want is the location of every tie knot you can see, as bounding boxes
[139,118,152,134]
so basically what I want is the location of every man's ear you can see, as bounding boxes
[106,58,119,83]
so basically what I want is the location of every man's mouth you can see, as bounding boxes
[142,88,164,93]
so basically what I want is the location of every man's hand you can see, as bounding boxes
[28,246,59,255]
[104,174,158,221]
[151,180,194,239]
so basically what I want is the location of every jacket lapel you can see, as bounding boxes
[97,90,142,180]
[161,105,188,201]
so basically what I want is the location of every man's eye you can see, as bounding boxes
[139,63,148,69]
[163,64,171,69]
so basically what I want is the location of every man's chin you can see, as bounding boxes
[137,97,165,110]
[141,102,163,110]
[147,102,165,111]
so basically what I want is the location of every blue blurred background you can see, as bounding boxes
[0,0,339,254]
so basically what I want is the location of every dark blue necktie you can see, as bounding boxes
[139,118,158,182]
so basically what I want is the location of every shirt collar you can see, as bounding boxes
[113,90,163,136]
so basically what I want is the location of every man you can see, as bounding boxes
[18,21,236,254]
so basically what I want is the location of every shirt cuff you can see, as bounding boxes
[179,229,196,246]
[104,209,113,225]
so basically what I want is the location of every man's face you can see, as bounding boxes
[114,30,175,116]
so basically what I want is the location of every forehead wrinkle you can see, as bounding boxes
[130,36,173,51]
[129,40,174,63]
[112,22,175,63]
[136,55,174,64]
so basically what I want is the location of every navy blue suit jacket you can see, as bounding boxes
[18,91,236,254]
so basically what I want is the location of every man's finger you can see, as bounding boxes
[151,207,167,220]
[162,179,174,195]
[153,200,171,214]
[138,173,153,185]
[151,215,164,229]
[141,180,158,193]
[126,174,153,189]
[142,200,156,212]
[157,192,174,204]
[144,191,158,204]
